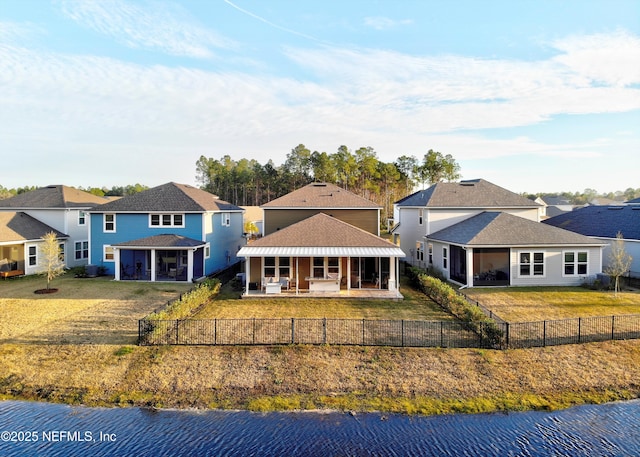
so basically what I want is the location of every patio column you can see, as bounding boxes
[347,256,351,290]
[466,248,474,287]
[187,249,194,282]
[388,257,397,291]
[245,256,251,295]
[150,250,156,282]
[114,248,120,281]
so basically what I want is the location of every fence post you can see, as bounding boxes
[505,322,509,349]
[362,319,366,345]
[175,320,179,345]
[543,320,546,347]
[291,318,295,344]
[612,315,615,340]
[253,318,256,345]
[214,318,217,345]
[578,317,581,343]
[138,320,142,345]
[323,318,327,344]
[401,320,405,347]
[440,321,444,348]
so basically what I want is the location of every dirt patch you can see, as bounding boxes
[34,288,58,294]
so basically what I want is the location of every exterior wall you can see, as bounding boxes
[89,212,205,275]
[203,211,245,275]
[21,208,91,268]
[599,238,640,275]
[263,209,379,236]
[509,246,603,287]
[394,207,428,264]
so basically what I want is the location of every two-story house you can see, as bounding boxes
[238,183,405,296]
[87,182,244,282]
[392,179,605,287]
[0,185,110,274]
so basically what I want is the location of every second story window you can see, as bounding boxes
[104,214,116,232]
[78,211,86,226]
[150,214,184,227]
[221,212,231,227]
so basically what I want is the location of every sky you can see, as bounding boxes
[1,0,639,195]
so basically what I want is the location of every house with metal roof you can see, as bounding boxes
[0,212,68,278]
[0,185,109,270]
[427,212,605,287]
[87,182,244,282]
[543,205,640,275]
[237,213,404,297]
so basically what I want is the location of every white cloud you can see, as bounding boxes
[363,16,413,31]
[57,0,235,58]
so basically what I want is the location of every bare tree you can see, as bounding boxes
[40,232,65,290]
[605,231,632,297]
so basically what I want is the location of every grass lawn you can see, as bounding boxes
[193,276,453,321]
[0,272,193,344]
[463,286,640,322]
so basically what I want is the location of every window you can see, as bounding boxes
[75,241,89,260]
[278,257,290,278]
[104,214,116,232]
[519,251,545,276]
[78,211,86,226]
[204,243,211,259]
[104,245,115,262]
[264,257,276,277]
[564,251,588,276]
[28,245,37,266]
[150,214,184,227]
[428,243,433,264]
[313,257,324,278]
[59,243,65,262]
[328,257,339,277]
[221,212,231,227]
[415,241,424,262]
[443,247,448,269]
[418,209,424,225]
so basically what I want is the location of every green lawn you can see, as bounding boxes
[463,286,640,322]
[193,276,453,320]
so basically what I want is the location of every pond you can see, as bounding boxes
[1,399,640,456]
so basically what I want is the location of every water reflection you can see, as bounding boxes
[1,400,639,456]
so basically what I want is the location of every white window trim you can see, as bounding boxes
[517,250,546,278]
[104,245,115,262]
[59,243,65,262]
[204,243,211,259]
[443,246,448,270]
[104,214,116,233]
[149,213,185,228]
[28,245,38,267]
[563,250,589,277]
[78,211,86,226]
[418,209,424,226]
[221,212,231,227]
[75,240,89,260]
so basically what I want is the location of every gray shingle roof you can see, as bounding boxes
[543,205,640,240]
[113,234,206,248]
[0,185,110,209]
[89,182,243,212]
[262,183,380,209]
[428,211,603,246]
[0,212,68,242]
[395,179,541,208]
[249,213,398,248]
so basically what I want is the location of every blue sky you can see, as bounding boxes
[1,0,639,194]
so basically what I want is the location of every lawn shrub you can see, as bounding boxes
[147,278,221,321]
[407,266,504,347]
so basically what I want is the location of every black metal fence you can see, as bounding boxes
[138,318,500,348]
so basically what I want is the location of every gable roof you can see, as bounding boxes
[427,211,603,247]
[0,185,110,209]
[112,234,206,248]
[261,182,380,209]
[238,213,404,257]
[89,182,243,213]
[0,212,68,243]
[543,205,640,240]
[395,179,541,208]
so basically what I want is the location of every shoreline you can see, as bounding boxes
[2,340,640,416]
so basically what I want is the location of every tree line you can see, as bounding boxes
[195,145,461,222]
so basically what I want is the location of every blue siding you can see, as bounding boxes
[204,211,245,274]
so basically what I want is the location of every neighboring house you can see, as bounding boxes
[534,195,576,219]
[392,179,543,268]
[0,212,68,277]
[0,185,109,268]
[237,213,405,297]
[392,179,605,287]
[237,183,405,296]
[87,182,245,282]
[261,182,381,236]
[427,211,605,287]
[543,205,640,275]
[241,206,263,238]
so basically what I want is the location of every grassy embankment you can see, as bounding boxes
[2,274,640,415]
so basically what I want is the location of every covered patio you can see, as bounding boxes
[237,213,405,298]
[112,234,205,282]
